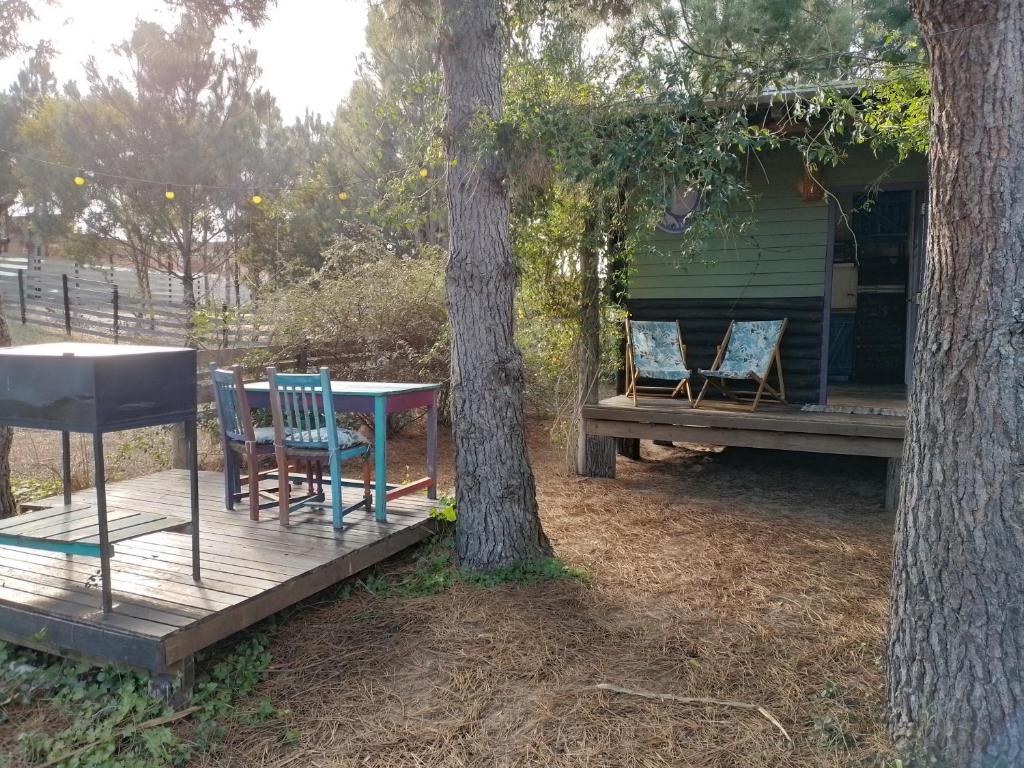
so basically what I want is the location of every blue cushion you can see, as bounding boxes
[226,426,276,444]
[285,426,368,450]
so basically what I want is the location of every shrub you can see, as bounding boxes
[252,226,449,418]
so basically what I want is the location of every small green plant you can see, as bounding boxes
[0,632,275,767]
[358,529,587,599]
[429,494,457,523]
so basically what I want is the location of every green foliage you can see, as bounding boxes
[253,224,450,412]
[0,633,274,767]
[429,494,457,524]
[11,475,62,504]
[358,530,587,599]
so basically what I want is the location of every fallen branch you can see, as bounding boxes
[40,705,201,768]
[596,682,792,744]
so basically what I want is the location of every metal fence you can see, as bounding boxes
[0,265,264,348]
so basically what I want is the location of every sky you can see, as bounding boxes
[1,0,371,121]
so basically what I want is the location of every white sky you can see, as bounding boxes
[1,0,370,121]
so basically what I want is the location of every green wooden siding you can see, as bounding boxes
[630,146,927,301]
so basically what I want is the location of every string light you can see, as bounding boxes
[418,168,429,178]
[1,145,366,205]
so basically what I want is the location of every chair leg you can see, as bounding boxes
[750,377,769,412]
[247,453,260,522]
[276,446,290,527]
[684,380,694,406]
[694,379,710,408]
[223,451,235,511]
[330,454,343,529]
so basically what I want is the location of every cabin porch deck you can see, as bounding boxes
[0,470,436,681]
[583,388,906,459]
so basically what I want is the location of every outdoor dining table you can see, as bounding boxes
[243,380,440,522]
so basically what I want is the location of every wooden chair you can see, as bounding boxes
[694,319,788,411]
[209,365,316,520]
[266,366,372,528]
[625,318,693,405]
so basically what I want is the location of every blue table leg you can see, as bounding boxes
[374,395,387,522]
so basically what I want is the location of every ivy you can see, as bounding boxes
[0,633,276,767]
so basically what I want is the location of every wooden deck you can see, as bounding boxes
[0,470,436,676]
[584,395,905,458]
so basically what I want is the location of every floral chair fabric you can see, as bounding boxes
[700,320,785,379]
[285,425,369,450]
[629,320,690,380]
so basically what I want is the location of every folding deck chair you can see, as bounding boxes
[694,319,788,411]
[625,319,693,405]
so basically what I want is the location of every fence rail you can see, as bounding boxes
[0,268,264,348]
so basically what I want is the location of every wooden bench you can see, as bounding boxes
[0,504,191,559]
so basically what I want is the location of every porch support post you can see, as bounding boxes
[885,457,903,511]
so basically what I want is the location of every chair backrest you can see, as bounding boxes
[718,319,787,377]
[266,366,338,452]
[628,319,688,377]
[209,365,254,443]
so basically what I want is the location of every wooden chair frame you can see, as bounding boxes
[210,365,315,520]
[267,366,372,528]
[624,318,694,406]
[694,319,788,412]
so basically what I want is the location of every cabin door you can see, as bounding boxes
[905,190,928,386]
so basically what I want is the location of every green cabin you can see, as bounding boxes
[627,143,928,404]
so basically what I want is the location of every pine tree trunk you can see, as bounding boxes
[576,219,615,477]
[0,302,16,518]
[438,0,551,569]
[889,3,1024,764]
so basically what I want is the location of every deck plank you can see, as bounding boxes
[0,469,435,673]
[584,395,905,458]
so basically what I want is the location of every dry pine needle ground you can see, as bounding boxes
[189,428,894,768]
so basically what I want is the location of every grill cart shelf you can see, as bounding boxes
[0,343,201,612]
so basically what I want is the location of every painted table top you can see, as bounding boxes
[244,380,440,397]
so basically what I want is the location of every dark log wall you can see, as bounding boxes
[627,297,824,404]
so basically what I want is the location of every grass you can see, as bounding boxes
[358,526,587,599]
[8,323,68,346]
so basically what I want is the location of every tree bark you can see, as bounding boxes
[575,217,615,477]
[889,3,1024,764]
[0,299,16,518]
[438,0,551,569]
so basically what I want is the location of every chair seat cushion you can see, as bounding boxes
[285,426,369,450]
[227,426,278,445]
[699,368,757,380]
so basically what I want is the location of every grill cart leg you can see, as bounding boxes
[92,432,113,613]
[186,418,201,581]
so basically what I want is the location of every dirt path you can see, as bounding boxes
[192,428,893,768]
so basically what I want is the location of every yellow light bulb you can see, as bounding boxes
[73,175,86,187]
[251,194,263,206]
[165,189,176,201]
[419,168,428,178]
[337,191,349,201]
